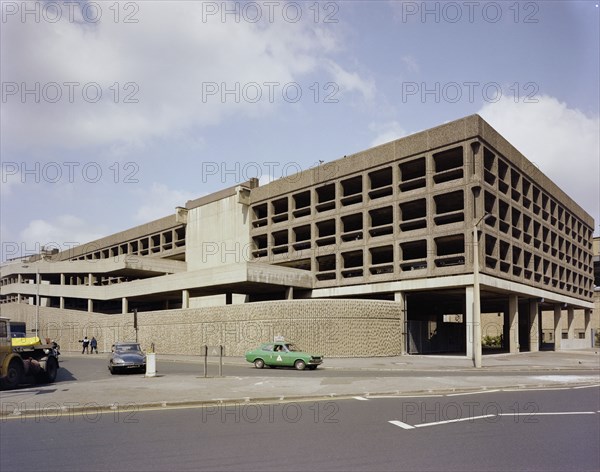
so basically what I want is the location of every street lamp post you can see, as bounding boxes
[473,213,492,368]
[35,264,40,339]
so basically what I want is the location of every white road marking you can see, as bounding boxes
[374,394,444,399]
[571,385,600,389]
[447,389,500,396]
[414,414,495,428]
[499,412,597,417]
[353,396,369,401]
[389,420,415,430]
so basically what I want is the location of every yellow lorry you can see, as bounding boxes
[0,317,59,390]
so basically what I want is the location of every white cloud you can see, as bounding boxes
[1,1,370,154]
[0,163,23,196]
[325,60,376,102]
[133,183,197,223]
[12,215,107,257]
[369,121,408,147]
[478,95,600,229]
[401,55,420,74]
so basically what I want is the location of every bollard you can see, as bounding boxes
[145,352,156,377]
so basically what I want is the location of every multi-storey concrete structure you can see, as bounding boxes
[1,115,596,357]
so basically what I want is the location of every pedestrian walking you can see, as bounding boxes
[90,336,98,354]
[80,336,90,354]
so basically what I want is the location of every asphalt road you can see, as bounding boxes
[54,355,600,383]
[2,387,598,471]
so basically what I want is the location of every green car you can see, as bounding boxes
[245,342,323,370]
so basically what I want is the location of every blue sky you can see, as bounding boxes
[1,0,599,260]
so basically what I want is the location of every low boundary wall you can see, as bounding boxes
[0,299,403,357]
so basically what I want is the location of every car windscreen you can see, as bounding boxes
[115,344,141,353]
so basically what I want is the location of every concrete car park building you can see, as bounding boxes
[1,115,597,359]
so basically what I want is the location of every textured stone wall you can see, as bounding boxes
[0,299,403,357]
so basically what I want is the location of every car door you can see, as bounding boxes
[262,344,275,365]
[280,344,295,367]
[272,343,287,366]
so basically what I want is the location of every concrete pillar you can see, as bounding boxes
[182,290,190,309]
[567,306,575,340]
[60,274,65,285]
[508,295,519,353]
[584,309,592,343]
[88,299,93,313]
[122,297,128,314]
[285,287,294,300]
[394,291,407,355]
[553,304,563,351]
[465,286,474,360]
[59,297,64,309]
[529,300,540,352]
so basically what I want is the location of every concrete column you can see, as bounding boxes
[88,299,93,313]
[529,300,540,352]
[394,291,407,355]
[122,297,128,314]
[508,295,519,353]
[88,273,93,286]
[285,287,294,300]
[567,307,575,340]
[60,274,65,285]
[182,290,190,309]
[465,286,474,360]
[584,309,592,343]
[553,304,563,351]
[59,297,64,309]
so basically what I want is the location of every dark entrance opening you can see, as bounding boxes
[405,291,466,354]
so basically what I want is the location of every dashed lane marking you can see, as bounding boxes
[447,389,500,396]
[414,414,495,428]
[388,420,415,430]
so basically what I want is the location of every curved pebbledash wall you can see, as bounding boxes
[2,299,403,357]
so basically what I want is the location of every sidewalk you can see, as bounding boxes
[2,350,598,418]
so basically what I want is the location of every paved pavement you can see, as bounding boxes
[2,349,599,417]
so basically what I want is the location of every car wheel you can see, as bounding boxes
[254,358,265,369]
[294,360,306,371]
[109,365,115,375]
[3,359,23,389]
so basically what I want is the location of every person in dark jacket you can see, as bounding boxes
[80,336,89,354]
[90,336,98,354]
